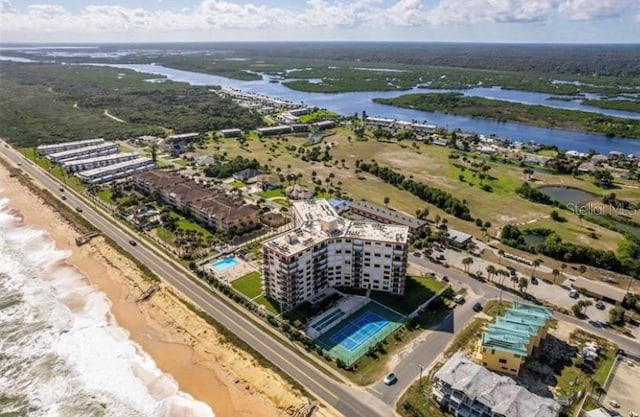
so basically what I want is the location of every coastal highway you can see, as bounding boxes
[0,144,391,417]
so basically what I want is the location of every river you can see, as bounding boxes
[2,56,640,154]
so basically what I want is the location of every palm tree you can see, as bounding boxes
[561,263,567,275]
[552,268,560,284]
[531,258,542,277]
[496,269,509,305]
[462,257,474,273]
[518,277,529,293]
[486,265,496,282]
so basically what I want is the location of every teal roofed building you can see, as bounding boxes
[481,302,553,376]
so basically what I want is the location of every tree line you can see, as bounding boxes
[357,161,472,220]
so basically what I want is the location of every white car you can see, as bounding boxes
[453,295,465,304]
[383,373,397,385]
[569,290,579,299]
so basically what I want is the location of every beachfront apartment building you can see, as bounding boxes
[132,170,259,234]
[76,157,155,184]
[62,152,139,173]
[433,352,560,417]
[36,138,105,156]
[262,200,409,310]
[481,302,553,376]
[47,142,119,163]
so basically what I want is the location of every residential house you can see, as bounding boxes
[433,352,561,417]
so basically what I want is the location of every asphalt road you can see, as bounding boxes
[371,254,640,404]
[4,142,639,414]
[0,144,391,417]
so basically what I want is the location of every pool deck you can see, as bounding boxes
[208,256,258,283]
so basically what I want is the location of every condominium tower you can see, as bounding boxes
[262,200,409,310]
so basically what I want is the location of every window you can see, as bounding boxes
[498,359,507,364]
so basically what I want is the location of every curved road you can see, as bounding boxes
[0,143,390,417]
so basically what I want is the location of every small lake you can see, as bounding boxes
[538,186,596,205]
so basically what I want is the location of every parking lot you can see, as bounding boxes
[603,358,640,417]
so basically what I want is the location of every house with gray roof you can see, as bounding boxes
[433,352,561,417]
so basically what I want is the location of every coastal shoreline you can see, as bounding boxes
[0,156,307,417]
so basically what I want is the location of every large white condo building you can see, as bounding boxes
[36,138,105,156]
[262,200,409,310]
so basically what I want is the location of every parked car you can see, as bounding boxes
[530,276,538,285]
[596,300,605,310]
[473,302,483,312]
[383,373,398,385]
[436,254,446,261]
[413,251,422,257]
[609,400,620,409]
[441,276,449,283]
[453,294,465,304]
[569,290,579,299]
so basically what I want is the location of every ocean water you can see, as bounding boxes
[0,195,215,417]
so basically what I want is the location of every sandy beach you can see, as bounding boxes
[0,158,322,417]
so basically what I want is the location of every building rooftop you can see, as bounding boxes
[573,276,627,303]
[78,157,153,177]
[482,329,530,357]
[37,138,104,151]
[47,142,117,160]
[447,229,473,244]
[348,200,427,230]
[167,132,199,140]
[62,152,138,167]
[435,353,561,417]
[266,200,408,257]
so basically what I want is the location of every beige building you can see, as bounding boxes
[262,200,409,310]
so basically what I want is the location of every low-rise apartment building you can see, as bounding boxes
[481,302,553,376]
[37,138,105,156]
[433,352,560,417]
[47,142,118,163]
[132,170,259,234]
[62,152,138,173]
[76,157,155,184]
[262,200,409,310]
[347,200,427,234]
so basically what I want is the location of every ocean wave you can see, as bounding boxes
[0,194,215,417]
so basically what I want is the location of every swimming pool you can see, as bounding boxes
[211,257,238,271]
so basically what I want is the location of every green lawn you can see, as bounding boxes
[371,276,445,315]
[271,197,292,207]
[21,147,85,192]
[231,271,262,299]
[254,295,280,314]
[97,188,114,204]
[231,180,245,188]
[155,227,175,244]
[258,188,284,198]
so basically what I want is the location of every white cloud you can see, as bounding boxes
[0,0,638,39]
[424,0,560,25]
[559,0,639,20]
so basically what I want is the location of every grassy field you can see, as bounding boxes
[21,147,85,191]
[232,271,262,299]
[197,128,637,255]
[371,276,445,315]
[258,188,284,198]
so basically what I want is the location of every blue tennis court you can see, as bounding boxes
[330,311,390,352]
[314,301,405,366]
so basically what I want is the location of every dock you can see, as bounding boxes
[138,284,160,302]
[75,232,100,246]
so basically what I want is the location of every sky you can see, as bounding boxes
[0,0,639,43]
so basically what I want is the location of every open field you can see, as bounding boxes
[371,276,445,315]
[199,128,638,255]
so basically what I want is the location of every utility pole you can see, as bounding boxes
[419,363,425,388]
